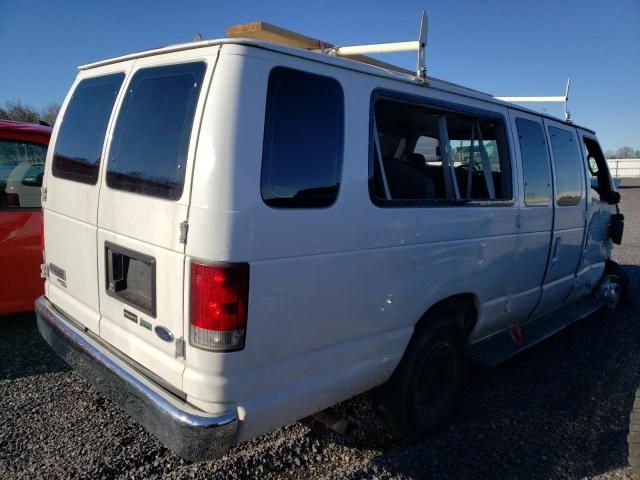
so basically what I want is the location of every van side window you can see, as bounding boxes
[370,96,512,204]
[548,127,583,206]
[261,67,344,208]
[515,118,552,206]
[107,62,206,200]
[0,140,46,208]
[53,73,125,185]
[582,137,612,203]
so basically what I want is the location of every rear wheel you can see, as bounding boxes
[376,309,467,440]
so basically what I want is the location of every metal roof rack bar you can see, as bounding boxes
[496,78,572,122]
[329,12,428,80]
[334,41,420,56]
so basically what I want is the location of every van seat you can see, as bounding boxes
[406,154,446,199]
[383,158,436,200]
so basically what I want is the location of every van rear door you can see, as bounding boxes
[96,55,211,390]
[44,68,129,332]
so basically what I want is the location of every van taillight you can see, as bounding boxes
[7,193,20,207]
[189,261,249,352]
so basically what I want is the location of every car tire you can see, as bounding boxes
[601,260,629,309]
[375,308,467,441]
[629,387,640,479]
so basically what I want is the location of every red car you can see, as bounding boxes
[0,120,51,315]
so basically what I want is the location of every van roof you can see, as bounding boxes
[78,37,595,134]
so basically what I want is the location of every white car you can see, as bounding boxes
[36,25,625,461]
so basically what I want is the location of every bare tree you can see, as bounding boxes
[0,100,40,123]
[40,103,61,126]
[616,146,636,159]
[0,99,61,126]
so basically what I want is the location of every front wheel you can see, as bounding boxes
[599,261,629,309]
[375,309,467,440]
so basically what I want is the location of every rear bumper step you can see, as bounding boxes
[35,295,237,461]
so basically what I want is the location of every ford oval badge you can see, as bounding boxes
[154,325,174,343]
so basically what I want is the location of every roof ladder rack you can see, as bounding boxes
[496,78,572,122]
[227,12,430,81]
[327,12,429,80]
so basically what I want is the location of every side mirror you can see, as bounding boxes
[607,191,621,205]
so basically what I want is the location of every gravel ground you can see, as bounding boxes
[1,187,639,480]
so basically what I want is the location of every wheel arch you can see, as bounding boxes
[376,292,480,389]
[414,293,479,338]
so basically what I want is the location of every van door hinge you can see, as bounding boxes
[41,186,47,204]
[40,263,49,279]
[179,221,189,244]
[175,337,186,359]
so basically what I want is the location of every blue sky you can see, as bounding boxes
[0,0,638,151]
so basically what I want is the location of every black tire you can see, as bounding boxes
[375,308,467,440]
[629,387,640,478]
[601,260,630,308]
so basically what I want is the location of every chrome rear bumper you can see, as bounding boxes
[35,295,237,461]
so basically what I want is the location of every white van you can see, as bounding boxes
[36,29,626,461]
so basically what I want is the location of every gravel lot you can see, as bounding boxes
[1,187,639,480]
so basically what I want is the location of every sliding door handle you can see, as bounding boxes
[551,237,561,265]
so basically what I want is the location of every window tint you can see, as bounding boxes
[371,96,512,204]
[53,73,124,184]
[261,67,344,208]
[583,137,612,202]
[0,140,47,208]
[107,62,206,200]
[515,118,552,206]
[548,126,583,206]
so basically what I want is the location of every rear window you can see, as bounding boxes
[53,73,125,184]
[106,62,206,200]
[261,67,344,208]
